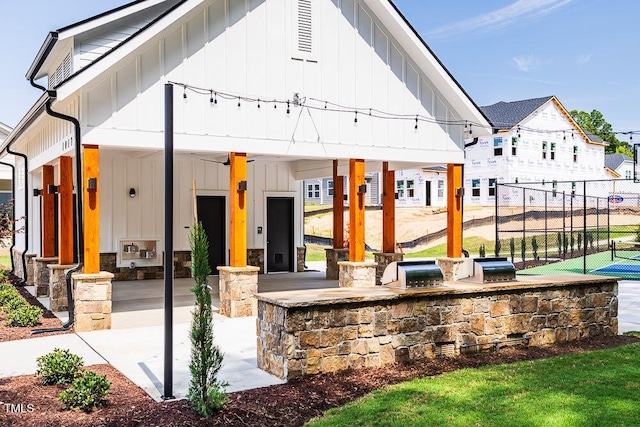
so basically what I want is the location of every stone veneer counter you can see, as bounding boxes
[256,274,618,380]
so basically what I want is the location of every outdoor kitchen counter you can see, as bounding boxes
[256,274,619,308]
[256,274,619,380]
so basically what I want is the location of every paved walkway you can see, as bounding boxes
[1,269,638,403]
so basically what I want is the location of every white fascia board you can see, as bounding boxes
[83,128,465,165]
[365,0,491,136]
[57,0,170,39]
[56,0,200,100]
[0,122,12,135]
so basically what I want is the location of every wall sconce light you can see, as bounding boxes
[237,180,247,191]
[456,187,465,197]
[358,184,367,194]
[129,188,136,198]
[33,189,42,197]
[47,184,58,194]
[394,192,399,200]
[343,194,348,201]
[87,178,97,191]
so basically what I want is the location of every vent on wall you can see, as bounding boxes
[297,0,312,54]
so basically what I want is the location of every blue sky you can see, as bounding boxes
[0,0,637,142]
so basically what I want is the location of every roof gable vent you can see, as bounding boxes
[297,0,312,54]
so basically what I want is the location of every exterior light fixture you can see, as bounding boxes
[129,188,136,198]
[33,188,42,197]
[237,180,247,191]
[47,184,58,194]
[87,177,97,191]
[358,184,367,194]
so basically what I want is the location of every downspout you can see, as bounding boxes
[0,161,16,274]
[5,144,28,284]
[44,96,84,330]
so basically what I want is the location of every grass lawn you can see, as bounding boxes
[308,342,640,427]
[0,253,10,269]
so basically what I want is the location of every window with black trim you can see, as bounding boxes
[542,141,547,159]
[407,180,415,198]
[550,142,556,160]
[573,146,578,162]
[437,180,444,198]
[472,179,481,197]
[489,178,497,196]
[493,137,503,156]
[511,137,518,156]
[328,180,334,196]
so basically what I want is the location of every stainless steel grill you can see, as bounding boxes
[381,260,443,289]
[471,257,516,283]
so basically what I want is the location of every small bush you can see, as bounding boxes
[531,236,538,260]
[7,305,42,327]
[59,370,110,412]
[494,239,501,257]
[0,287,21,307]
[479,244,486,258]
[36,348,84,385]
[2,293,27,312]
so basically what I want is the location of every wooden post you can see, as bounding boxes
[58,156,74,265]
[447,163,463,258]
[349,159,365,262]
[229,152,247,267]
[41,165,55,257]
[332,160,344,249]
[83,145,100,274]
[382,162,395,253]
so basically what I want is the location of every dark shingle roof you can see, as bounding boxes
[605,153,632,171]
[480,96,553,130]
[584,131,604,143]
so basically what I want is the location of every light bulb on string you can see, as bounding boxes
[257,99,261,109]
[237,97,241,108]
[354,111,358,123]
[414,115,418,130]
[517,126,521,138]
[286,101,290,114]
[209,90,214,104]
[183,86,187,99]
[273,100,277,109]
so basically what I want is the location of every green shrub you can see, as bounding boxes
[478,244,486,258]
[509,238,515,263]
[494,239,501,257]
[36,348,84,385]
[0,287,21,307]
[59,370,110,412]
[2,293,27,311]
[7,305,42,327]
[531,236,538,260]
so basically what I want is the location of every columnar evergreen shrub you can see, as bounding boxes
[509,238,515,263]
[531,236,538,260]
[187,222,228,417]
[494,239,501,257]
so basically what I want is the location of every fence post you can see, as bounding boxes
[544,189,548,261]
[495,183,499,256]
[562,192,566,259]
[607,195,610,244]
[522,188,526,267]
[596,197,600,251]
[583,181,587,274]
[570,193,574,257]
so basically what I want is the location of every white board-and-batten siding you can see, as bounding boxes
[81,0,466,164]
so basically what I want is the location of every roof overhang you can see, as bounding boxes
[604,167,621,178]
[0,93,50,156]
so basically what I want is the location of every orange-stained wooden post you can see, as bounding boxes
[382,162,395,253]
[41,165,56,257]
[83,145,100,274]
[349,159,365,262]
[58,156,74,265]
[447,163,464,258]
[229,152,247,267]
[332,160,344,249]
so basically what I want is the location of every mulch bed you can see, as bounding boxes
[0,335,638,427]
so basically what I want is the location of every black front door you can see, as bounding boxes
[425,181,432,207]
[267,197,294,272]
[196,196,226,274]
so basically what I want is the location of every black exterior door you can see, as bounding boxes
[425,181,432,207]
[267,197,294,272]
[196,196,226,274]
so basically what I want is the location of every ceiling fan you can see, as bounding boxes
[200,155,255,166]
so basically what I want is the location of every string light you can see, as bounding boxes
[168,81,640,137]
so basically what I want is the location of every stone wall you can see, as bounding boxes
[325,248,349,280]
[11,251,35,284]
[257,278,618,379]
[247,249,265,274]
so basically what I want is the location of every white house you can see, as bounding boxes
[1,0,490,282]
[465,96,608,206]
[605,153,633,180]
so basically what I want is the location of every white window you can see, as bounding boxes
[511,137,518,156]
[437,180,444,198]
[573,146,578,163]
[314,184,320,198]
[472,179,480,197]
[396,180,405,199]
[626,170,632,179]
[327,180,334,196]
[542,141,548,159]
[493,137,503,156]
[306,184,314,198]
[550,143,556,160]
[406,180,415,198]
[489,178,497,197]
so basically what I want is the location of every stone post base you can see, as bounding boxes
[72,272,114,332]
[338,261,377,288]
[297,247,306,272]
[325,248,349,280]
[217,266,260,317]
[436,257,471,282]
[247,248,265,274]
[48,264,75,312]
[374,253,404,285]
[25,254,36,286]
[34,257,59,297]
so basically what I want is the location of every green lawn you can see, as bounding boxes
[0,254,10,269]
[307,342,640,427]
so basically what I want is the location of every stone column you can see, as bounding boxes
[33,257,59,297]
[374,253,404,285]
[25,254,36,286]
[72,272,113,332]
[48,264,75,312]
[338,261,377,287]
[325,248,349,280]
[436,257,471,282]
[217,266,260,317]
[247,248,265,274]
[297,247,306,272]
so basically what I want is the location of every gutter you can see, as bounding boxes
[0,161,16,274]
[5,145,28,285]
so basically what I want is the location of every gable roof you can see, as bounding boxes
[480,96,553,130]
[605,153,632,171]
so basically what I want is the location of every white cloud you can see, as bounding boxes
[428,0,573,40]
[513,55,542,72]
[577,54,592,64]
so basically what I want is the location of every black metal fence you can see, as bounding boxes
[495,179,640,277]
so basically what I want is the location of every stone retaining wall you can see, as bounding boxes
[257,277,618,379]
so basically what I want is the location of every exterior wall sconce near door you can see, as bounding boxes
[87,177,97,191]
[47,184,59,194]
[237,180,247,191]
[358,184,367,194]
[33,188,42,197]
[129,188,136,198]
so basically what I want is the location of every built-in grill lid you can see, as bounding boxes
[472,257,516,283]
[382,260,443,289]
